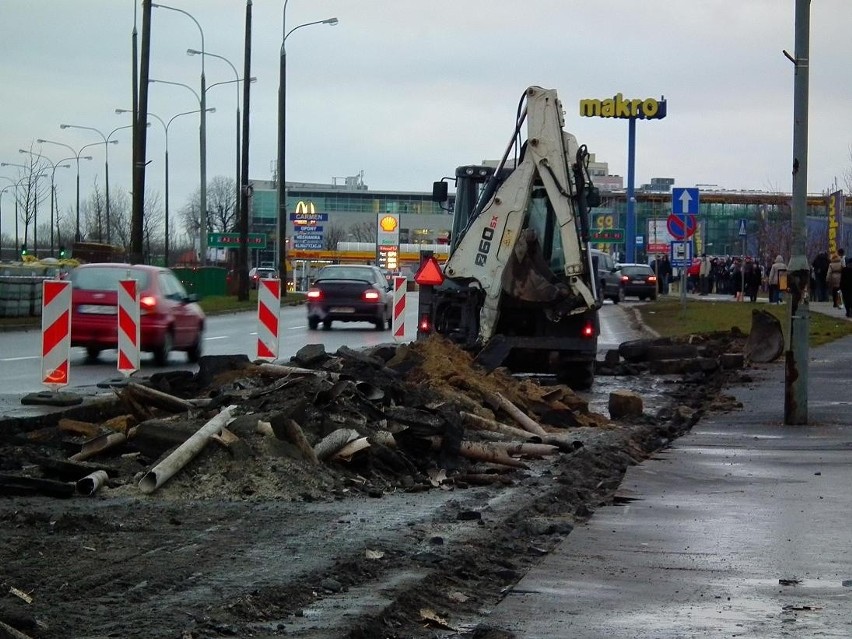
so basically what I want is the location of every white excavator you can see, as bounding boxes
[418,86,603,389]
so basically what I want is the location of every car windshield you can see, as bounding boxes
[71,267,151,290]
[316,266,373,281]
[620,266,652,277]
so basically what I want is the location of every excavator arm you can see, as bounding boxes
[442,86,598,344]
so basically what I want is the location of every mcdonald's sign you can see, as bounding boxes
[289,200,328,222]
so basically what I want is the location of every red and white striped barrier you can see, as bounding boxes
[118,279,140,375]
[257,278,281,360]
[392,276,407,341]
[41,279,71,387]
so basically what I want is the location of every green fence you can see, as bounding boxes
[173,267,228,299]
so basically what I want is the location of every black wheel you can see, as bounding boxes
[650,292,658,301]
[638,295,646,301]
[85,347,101,362]
[557,361,595,391]
[322,319,332,330]
[308,316,319,330]
[386,308,393,330]
[186,329,203,363]
[153,330,173,366]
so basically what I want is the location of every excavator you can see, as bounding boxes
[417,86,602,389]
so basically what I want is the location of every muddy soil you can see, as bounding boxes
[0,332,748,639]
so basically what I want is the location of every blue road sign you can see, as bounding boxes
[670,240,693,268]
[738,219,747,236]
[667,213,697,240]
[672,188,700,216]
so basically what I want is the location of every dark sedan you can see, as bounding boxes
[617,263,658,300]
[306,265,392,330]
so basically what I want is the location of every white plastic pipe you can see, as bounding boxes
[138,406,236,494]
[76,470,109,496]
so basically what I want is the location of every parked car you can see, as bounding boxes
[70,263,205,365]
[306,264,392,331]
[616,263,658,300]
[590,248,624,304]
[249,267,279,289]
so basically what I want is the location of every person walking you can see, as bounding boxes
[827,252,843,308]
[658,254,672,295]
[812,252,830,302]
[699,253,712,296]
[767,255,787,304]
[841,261,852,318]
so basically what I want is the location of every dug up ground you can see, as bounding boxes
[0,324,759,639]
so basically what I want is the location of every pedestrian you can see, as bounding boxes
[743,257,758,302]
[813,252,829,302]
[839,248,847,267]
[658,254,672,295]
[827,252,843,308]
[841,262,852,318]
[767,255,786,304]
[699,253,712,296]
[731,257,743,302]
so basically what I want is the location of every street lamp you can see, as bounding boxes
[18,150,70,256]
[152,2,208,265]
[277,6,339,291]
[59,124,120,243]
[118,107,215,267]
[36,139,95,242]
[188,48,241,219]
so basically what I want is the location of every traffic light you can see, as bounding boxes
[59,246,67,259]
[20,244,27,258]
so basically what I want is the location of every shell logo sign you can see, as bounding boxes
[379,215,398,232]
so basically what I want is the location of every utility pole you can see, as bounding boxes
[131,1,152,264]
[784,0,810,425]
[237,0,252,301]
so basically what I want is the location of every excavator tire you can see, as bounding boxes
[557,361,595,391]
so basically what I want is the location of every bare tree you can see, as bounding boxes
[323,222,347,250]
[179,176,237,237]
[347,221,376,242]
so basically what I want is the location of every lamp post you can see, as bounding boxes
[119,107,214,267]
[149,78,208,261]
[36,139,97,243]
[152,2,207,265]
[18,150,70,256]
[188,48,241,220]
[277,7,339,292]
[59,124,120,243]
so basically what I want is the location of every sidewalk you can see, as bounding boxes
[482,323,852,636]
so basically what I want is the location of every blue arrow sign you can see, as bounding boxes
[672,187,700,216]
[738,219,747,236]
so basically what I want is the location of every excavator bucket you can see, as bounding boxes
[744,309,784,364]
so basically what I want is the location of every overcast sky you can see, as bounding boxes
[2,0,851,238]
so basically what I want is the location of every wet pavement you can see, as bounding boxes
[484,301,852,637]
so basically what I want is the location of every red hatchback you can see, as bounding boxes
[70,263,205,365]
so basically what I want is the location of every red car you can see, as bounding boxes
[70,263,205,365]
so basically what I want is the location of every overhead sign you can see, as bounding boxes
[667,213,697,240]
[738,219,748,237]
[208,232,267,248]
[672,188,700,216]
[579,93,667,120]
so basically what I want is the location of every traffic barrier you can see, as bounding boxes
[392,276,407,340]
[117,279,140,375]
[257,278,281,360]
[41,279,71,387]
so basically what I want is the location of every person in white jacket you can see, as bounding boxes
[767,255,787,304]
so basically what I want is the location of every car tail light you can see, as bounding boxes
[362,289,381,302]
[306,288,323,301]
[140,295,157,315]
[648,275,657,283]
[620,275,629,283]
[582,321,596,338]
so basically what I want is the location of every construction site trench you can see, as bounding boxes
[0,321,755,639]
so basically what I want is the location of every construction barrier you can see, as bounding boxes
[117,279,140,376]
[41,279,71,387]
[257,278,281,360]
[392,276,407,341]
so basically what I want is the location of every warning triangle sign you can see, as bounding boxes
[414,257,445,286]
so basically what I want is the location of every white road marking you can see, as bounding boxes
[288,325,306,330]
[204,335,229,341]
[1,356,40,362]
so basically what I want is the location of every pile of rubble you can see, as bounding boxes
[0,328,750,503]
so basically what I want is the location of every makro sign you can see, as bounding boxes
[579,93,667,120]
